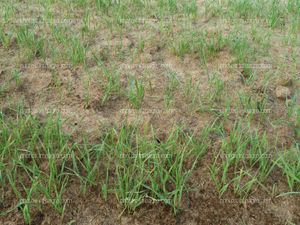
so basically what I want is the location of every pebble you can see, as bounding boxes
[275,86,291,100]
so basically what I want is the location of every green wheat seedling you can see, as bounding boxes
[137,37,145,53]
[231,169,258,198]
[12,69,22,87]
[76,143,106,193]
[171,31,226,62]
[268,0,284,28]
[157,0,178,14]
[227,0,257,19]
[115,153,146,211]
[82,73,92,107]
[2,1,16,22]
[206,0,298,28]
[168,0,178,13]
[112,126,148,211]
[248,131,275,181]
[68,37,87,65]
[21,180,39,225]
[171,38,191,58]
[51,26,68,46]
[228,30,254,64]
[101,66,121,105]
[75,0,89,7]
[210,120,274,197]
[183,0,198,17]
[164,71,180,107]
[38,176,69,215]
[0,28,12,48]
[238,92,257,111]
[16,25,45,60]
[208,72,224,102]
[205,31,227,57]
[127,77,145,109]
[276,144,300,191]
[287,0,300,14]
[82,9,91,33]
[250,26,272,55]
[286,91,299,119]
[0,82,9,97]
[112,126,203,214]
[101,168,110,201]
[50,72,64,100]
[237,91,269,120]
[183,76,201,108]
[2,0,300,221]
[204,0,224,17]
[1,111,73,223]
[96,0,118,12]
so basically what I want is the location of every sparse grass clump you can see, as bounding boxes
[164,71,180,107]
[0,110,211,222]
[112,126,204,213]
[16,26,46,60]
[1,0,300,224]
[171,30,227,63]
[100,65,122,105]
[210,120,275,197]
[68,37,87,65]
[276,144,300,191]
[0,28,12,48]
[127,76,145,109]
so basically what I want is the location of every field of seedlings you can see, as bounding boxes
[0,0,299,224]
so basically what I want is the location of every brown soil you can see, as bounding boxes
[1,1,299,224]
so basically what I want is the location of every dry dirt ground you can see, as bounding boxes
[0,0,299,224]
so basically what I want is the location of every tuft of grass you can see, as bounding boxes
[1,1,16,22]
[127,76,145,109]
[164,71,180,107]
[0,28,12,48]
[171,31,227,64]
[11,69,22,87]
[183,76,201,107]
[171,38,191,59]
[1,111,73,223]
[112,125,207,213]
[101,65,121,105]
[208,72,224,102]
[16,26,46,60]
[268,0,285,28]
[183,0,198,17]
[228,30,254,64]
[1,108,212,220]
[276,144,300,191]
[96,0,119,12]
[68,37,87,65]
[210,120,274,198]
